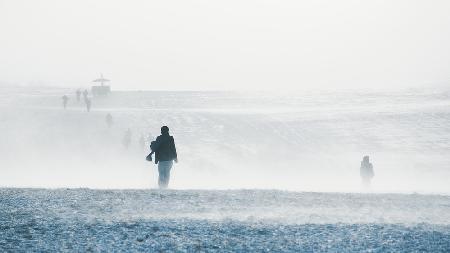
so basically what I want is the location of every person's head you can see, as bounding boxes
[161,126,169,135]
[363,155,370,162]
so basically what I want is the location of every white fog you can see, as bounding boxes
[1,1,450,252]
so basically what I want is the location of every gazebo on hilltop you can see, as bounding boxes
[92,74,111,96]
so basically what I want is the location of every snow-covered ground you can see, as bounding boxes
[1,188,449,252]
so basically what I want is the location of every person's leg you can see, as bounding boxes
[158,163,165,188]
[164,161,172,187]
[158,161,173,189]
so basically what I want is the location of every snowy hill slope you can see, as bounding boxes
[1,87,450,193]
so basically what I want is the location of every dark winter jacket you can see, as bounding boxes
[153,134,177,164]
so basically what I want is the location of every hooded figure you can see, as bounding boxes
[151,126,178,189]
[360,155,374,187]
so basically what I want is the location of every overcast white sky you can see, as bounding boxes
[1,0,449,90]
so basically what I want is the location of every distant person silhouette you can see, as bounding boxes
[360,155,374,188]
[146,133,153,146]
[149,126,178,189]
[139,135,146,150]
[83,89,89,102]
[105,113,113,128]
[123,128,132,149]
[76,89,81,102]
[85,98,91,112]
[62,95,69,109]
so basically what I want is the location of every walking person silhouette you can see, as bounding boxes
[123,128,132,149]
[360,155,374,188]
[147,126,178,189]
[105,113,113,128]
[85,98,91,112]
[76,89,81,102]
[61,95,69,109]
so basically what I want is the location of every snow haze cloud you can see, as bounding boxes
[1,0,450,90]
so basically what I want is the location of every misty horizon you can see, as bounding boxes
[1,0,450,90]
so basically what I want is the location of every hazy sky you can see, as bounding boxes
[1,0,449,90]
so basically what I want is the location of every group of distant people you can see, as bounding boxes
[60,90,178,188]
[61,89,91,112]
[61,90,375,189]
[120,128,153,151]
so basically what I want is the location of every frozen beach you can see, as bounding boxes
[1,188,450,252]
